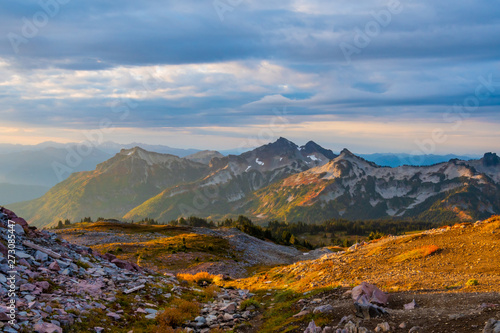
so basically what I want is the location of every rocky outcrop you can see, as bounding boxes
[185,289,259,332]
[0,207,261,332]
[0,207,169,332]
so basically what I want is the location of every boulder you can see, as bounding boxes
[221,302,237,313]
[13,224,25,235]
[20,283,36,292]
[351,282,388,306]
[354,301,387,319]
[374,322,391,332]
[293,310,310,317]
[106,312,121,320]
[111,259,141,272]
[35,250,49,262]
[404,299,417,310]
[33,322,62,333]
[483,318,500,333]
[102,253,116,262]
[304,320,322,333]
[313,304,334,314]
[0,306,10,321]
[35,281,50,291]
[0,208,17,220]
[11,217,30,233]
[49,261,61,271]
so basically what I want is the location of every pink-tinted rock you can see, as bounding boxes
[106,312,121,320]
[111,259,141,272]
[54,308,67,315]
[20,283,36,292]
[103,253,117,262]
[131,262,143,272]
[304,320,322,333]
[19,258,31,267]
[0,306,10,321]
[75,280,105,296]
[48,261,61,271]
[352,282,389,306]
[1,208,17,220]
[12,217,30,233]
[404,299,418,310]
[36,281,50,291]
[24,270,39,279]
[33,321,62,333]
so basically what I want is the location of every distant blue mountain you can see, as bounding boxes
[358,153,481,168]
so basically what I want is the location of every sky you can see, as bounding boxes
[0,0,499,154]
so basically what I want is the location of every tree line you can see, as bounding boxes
[54,214,444,249]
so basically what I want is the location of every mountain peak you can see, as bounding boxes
[340,148,355,156]
[117,146,180,166]
[275,137,296,146]
[184,150,224,165]
[302,141,337,160]
[483,152,500,167]
[120,146,146,156]
[255,137,298,153]
[336,148,379,168]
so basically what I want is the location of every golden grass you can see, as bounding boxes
[155,299,199,330]
[391,245,439,263]
[177,271,220,284]
[202,284,220,301]
[366,245,385,256]
[466,279,479,286]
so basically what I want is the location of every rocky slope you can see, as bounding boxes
[225,216,500,333]
[0,208,267,333]
[232,216,500,293]
[2,207,499,333]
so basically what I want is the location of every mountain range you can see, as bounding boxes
[6,138,499,228]
[0,141,479,205]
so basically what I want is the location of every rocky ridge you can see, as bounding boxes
[0,208,261,332]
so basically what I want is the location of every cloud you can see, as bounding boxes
[0,0,500,153]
